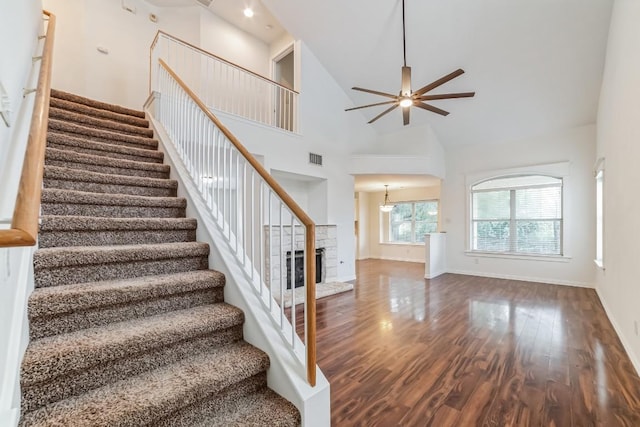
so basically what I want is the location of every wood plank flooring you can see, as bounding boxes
[295,259,640,426]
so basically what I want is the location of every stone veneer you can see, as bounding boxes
[264,225,337,288]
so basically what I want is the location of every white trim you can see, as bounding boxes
[594,259,604,269]
[380,242,424,247]
[446,268,593,288]
[595,287,640,376]
[465,251,571,263]
[374,256,425,264]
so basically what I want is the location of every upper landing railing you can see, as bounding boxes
[150,31,298,133]
[0,11,55,248]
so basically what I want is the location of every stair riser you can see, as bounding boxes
[44,178,177,198]
[49,109,153,138]
[39,228,194,248]
[30,287,224,339]
[22,326,244,413]
[41,203,185,219]
[46,158,170,179]
[34,256,206,288]
[155,374,268,427]
[50,98,149,128]
[47,141,163,164]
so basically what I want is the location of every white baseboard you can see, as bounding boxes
[595,287,640,377]
[375,256,425,264]
[446,269,594,288]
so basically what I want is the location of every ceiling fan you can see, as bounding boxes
[345,0,475,126]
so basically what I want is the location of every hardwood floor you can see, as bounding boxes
[297,259,640,426]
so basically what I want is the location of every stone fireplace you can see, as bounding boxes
[264,224,337,289]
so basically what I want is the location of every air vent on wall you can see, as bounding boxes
[309,152,323,166]
[195,0,213,7]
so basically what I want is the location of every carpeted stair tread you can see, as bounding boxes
[48,118,158,150]
[50,107,154,138]
[186,388,301,427]
[33,242,208,287]
[39,215,195,247]
[45,147,169,179]
[41,188,185,209]
[50,97,149,128]
[21,304,244,386]
[51,89,146,119]
[40,188,186,219]
[34,241,207,270]
[29,270,223,320]
[47,132,163,163]
[33,242,209,288]
[43,166,177,197]
[40,215,194,232]
[19,342,269,427]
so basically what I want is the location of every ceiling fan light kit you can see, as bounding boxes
[346,0,475,126]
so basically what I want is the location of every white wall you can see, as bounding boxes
[0,0,43,219]
[595,0,640,373]
[200,10,270,78]
[0,1,43,421]
[441,124,596,287]
[42,0,274,110]
[360,186,441,263]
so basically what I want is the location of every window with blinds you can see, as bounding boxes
[470,175,563,255]
[389,201,439,243]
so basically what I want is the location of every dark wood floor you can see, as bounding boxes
[298,259,640,426]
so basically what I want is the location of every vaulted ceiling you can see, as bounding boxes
[263,0,614,147]
[146,0,614,148]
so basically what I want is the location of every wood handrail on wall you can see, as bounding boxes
[158,59,316,386]
[150,30,299,94]
[0,11,55,248]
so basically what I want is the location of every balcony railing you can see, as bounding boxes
[150,31,298,133]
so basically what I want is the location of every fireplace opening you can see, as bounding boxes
[286,248,324,289]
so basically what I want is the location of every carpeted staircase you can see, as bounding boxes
[18,89,301,426]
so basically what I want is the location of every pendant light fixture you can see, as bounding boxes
[380,185,395,212]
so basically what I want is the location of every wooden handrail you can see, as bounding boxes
[0,11,55,248]
[158,59,316,386]
[150,30,298,94]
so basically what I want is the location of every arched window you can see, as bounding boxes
[470,175,563,255]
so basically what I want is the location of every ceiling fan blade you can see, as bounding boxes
[403,106,410,126]
[414,69,465,96]
[401,66,411,96]
[415,102,449,116]
[345,100,398,112]
[368,104,399,124]
[352,87,398,99]
[419,91,475,101]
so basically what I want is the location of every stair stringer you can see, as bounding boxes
[146,110,331,427]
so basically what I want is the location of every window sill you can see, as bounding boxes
[464,251,571,263]
[380,242,424,247]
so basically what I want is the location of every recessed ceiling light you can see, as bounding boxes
[243,8,254,18]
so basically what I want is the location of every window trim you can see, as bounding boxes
[465,162,570,259]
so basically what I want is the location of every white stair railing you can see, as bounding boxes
[155,59,317,386]
[150,31,298,133]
